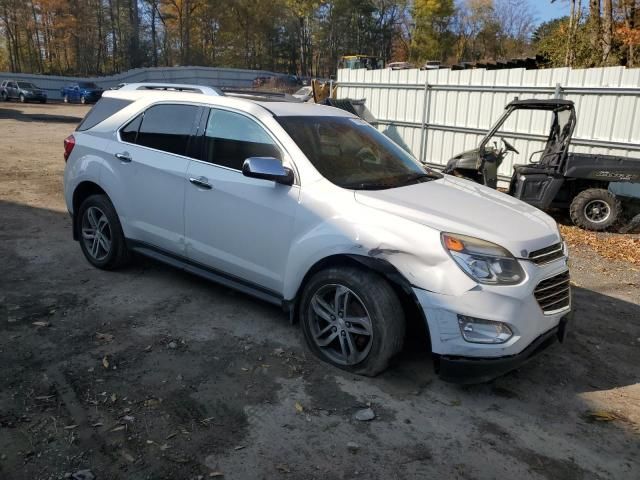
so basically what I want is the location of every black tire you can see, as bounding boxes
[569,188,621,231]
[40,99,47,104]
[299,266,405,376]
[1,92,7,101]
[19,94,25,103]
[76,194,130,270]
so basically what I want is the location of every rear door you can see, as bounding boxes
[184,107,299,294]
[108,103,202,255]
[7,81,18,99]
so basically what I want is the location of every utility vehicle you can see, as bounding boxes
[444,99,640,231]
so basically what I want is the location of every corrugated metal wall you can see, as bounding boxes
[337,67,640,184]
[0,66,282,100]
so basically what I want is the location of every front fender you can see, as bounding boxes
[281,185,475,301]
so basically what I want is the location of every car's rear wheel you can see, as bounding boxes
[80,96,86,104]
[570,188,621,231]
[77,194,130,270]
[299,266,405,376]
[63,94,69,103]
[40,98,47,104]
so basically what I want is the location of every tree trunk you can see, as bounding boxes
[601,0,612,64]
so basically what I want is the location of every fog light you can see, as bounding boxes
[457,315,513,344]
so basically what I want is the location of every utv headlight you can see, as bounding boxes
[442,233,525,285]
[458,315,513,344]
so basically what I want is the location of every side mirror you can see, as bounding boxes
[242,157,294,186]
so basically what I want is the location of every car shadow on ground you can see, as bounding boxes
[0,106,84,124]
[1,199,639,479]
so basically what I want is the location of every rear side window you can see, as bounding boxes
[77,98,133,131]
[201,108,281,170]
[132,104,200,156]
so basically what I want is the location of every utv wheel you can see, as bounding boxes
[299,266,405,376]
[63,95,69,103]
[569,188,621,231]
[77,194,130,270]
[19,94,25,103]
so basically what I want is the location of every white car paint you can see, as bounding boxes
[63,84,570,375]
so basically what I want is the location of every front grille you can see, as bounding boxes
[529,243,564,265]
[534,271,571,314]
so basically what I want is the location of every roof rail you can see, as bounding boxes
[221,88,301,102]
[117,82,223,96]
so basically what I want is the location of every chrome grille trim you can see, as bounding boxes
[534,270,571,314]
[528,243,565,265]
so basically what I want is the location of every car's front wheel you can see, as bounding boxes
[19,94,25,103]
[1,92,7,101]
[63,94,69,103]
[80,96,86,104]
[299,266,405,376]
[77,194,130,270]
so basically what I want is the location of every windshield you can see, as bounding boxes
[18,82,37,89]
[79,82,99,89]
[277,116,441,190]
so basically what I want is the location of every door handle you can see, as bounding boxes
[189,176,212,189]
[115,152,132,163]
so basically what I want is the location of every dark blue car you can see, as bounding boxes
[61,82,103,104]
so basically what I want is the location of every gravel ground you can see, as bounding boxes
[0,102,639,480]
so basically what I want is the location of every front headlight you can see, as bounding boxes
[441,233,525,285]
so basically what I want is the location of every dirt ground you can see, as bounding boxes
[1,102,639,480]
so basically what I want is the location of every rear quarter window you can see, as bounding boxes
[77,98,133,131]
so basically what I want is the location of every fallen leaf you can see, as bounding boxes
[234,445,246,451]
[32,321,50,327]
[294,402,304,413]
[102,356,110,369]
[111,425,126,432]
[110,393,117,403]
[96,332,114,342]
[209,472,224,478]
[276,463,291,473]
[584,410,619,422]
[63,424,78,430]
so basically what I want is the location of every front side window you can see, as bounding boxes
[18,82,36,89]
[201,108,281,170]
[124,104,200,156]
[277,116,441,190]
[79,82,99,89]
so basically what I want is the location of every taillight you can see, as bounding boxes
[64,134,75,161]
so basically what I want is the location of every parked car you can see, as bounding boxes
[1,80,47,103]
[60,82,103,104]
[63,83,571,383]
[387,62,413,70]
[292,86,313,102]
[420,61,441,70]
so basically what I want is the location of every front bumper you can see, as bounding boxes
[434,312,571,384]
[412,258,571,383]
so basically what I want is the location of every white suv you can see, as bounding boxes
[63,83,572,382]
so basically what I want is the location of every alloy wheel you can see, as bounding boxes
[584,199,611,224]
[81,206,112,261]
[308,284,373,366]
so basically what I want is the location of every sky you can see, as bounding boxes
[528,0,570,24]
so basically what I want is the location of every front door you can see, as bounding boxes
[184,107,299,294]
[108,103,202,255]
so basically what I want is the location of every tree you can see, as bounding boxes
[410,0,455,62]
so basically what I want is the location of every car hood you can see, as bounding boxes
[354,175,560,257]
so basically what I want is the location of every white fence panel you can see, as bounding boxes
[337,66,640,190]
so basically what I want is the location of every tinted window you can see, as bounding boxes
[277,116,441,190]
[78,98,133,131]
[202,109,280,170]
[18,82,36,89]
[120,114,142,143]
[79,82,99,89]
[136,104,200,156]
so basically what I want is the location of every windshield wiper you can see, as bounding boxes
[397,172,442,186]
